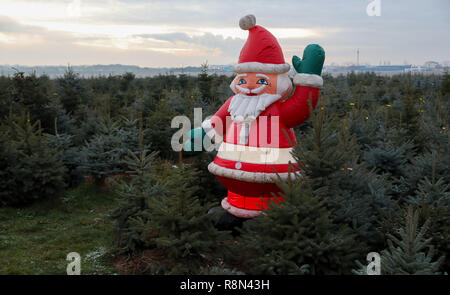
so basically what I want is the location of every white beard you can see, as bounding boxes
[228,93,281,123]
[227,93,281,144]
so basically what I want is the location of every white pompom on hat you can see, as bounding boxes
[239,14,256,30]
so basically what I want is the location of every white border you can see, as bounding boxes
[233,62,290,74]
[293,73,323,88]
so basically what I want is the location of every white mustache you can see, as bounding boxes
[250,84,266,94]
[235,84,267,94]
[236,84,250,94]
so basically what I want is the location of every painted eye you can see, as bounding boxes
[238,79,247,85]
[257,79,268,85]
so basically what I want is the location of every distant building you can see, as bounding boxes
[423,61,439,69]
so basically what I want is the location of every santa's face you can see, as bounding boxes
[228,72,285,123]
[233,72,278,96]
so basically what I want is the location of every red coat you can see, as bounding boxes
[205,83,320,212]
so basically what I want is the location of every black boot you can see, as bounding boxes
[208,206,247,236]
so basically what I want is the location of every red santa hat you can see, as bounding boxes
[233,15,290,74]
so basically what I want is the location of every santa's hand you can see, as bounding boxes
[183,127,206,155]
[292,44,325,76]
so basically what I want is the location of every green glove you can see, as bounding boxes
[292,44,325,76]
[183,127,206,155]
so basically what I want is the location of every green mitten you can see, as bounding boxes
[292,44,325,76]
[183,127,206,155]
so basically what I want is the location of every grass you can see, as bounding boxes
[0,183,121,274]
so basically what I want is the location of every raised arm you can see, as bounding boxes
[280,44,325,129]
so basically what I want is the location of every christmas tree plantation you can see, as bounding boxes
[0,68,448,275]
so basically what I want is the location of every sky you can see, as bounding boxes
[0,0,449,67]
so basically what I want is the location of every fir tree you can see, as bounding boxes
[0,76,11,119]
[141,163,231,274]
[415,198,450,272]
[403,148,449,206]
[397,78,428,151]
[79,115,137,186]
[144,100,176,159]
[120,72,136,92]
[9,71,56,131]
[112,112,160,252]
[347,107,380,153]
[189,151,227,206]
[113,113,232,273]
[236,180,362,275]
[45,119,83,188]
[56,66,90,113]
[291,101,394,249]
[290,100,348,194]
[363,139,409,178]
[198,62,213,103]
[112,149,160,251]
[441,71,450,98]
[409,177,449,207]
[380,206,444,275]
[0,113,66,206]
[330,161,395,246]
[44,98,76,135]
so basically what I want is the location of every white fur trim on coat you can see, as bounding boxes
[208,162,300,183]
[233,62,290,74]
[293,73,323,88]
[221,198,261,218]
[217,142,296,165]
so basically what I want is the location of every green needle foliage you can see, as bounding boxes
[381,206,445,275]
[139,163,232,274]
[79,115,138,186]
[112,112,160,252]
[237,180,362,275]
[56,66,90,114]
[112,146,161,252]
[0,113,66,206]
[0,69,447,275]
[291,100,395,249]
[113,115,231,273]
[291,100,348,185]
[416,199,450,272]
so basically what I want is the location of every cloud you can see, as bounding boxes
[135,32,244,58]
[0,16,41,33]
[0,15,238,66]
[0,0,449,66]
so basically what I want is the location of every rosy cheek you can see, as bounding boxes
[270,82,278,93]
[263,83,274,94]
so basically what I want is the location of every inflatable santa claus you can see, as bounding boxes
[185,14,325,219]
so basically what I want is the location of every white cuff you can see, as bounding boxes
[293,73,323,88]
[221,198,262,218]
[201,119,218,140]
